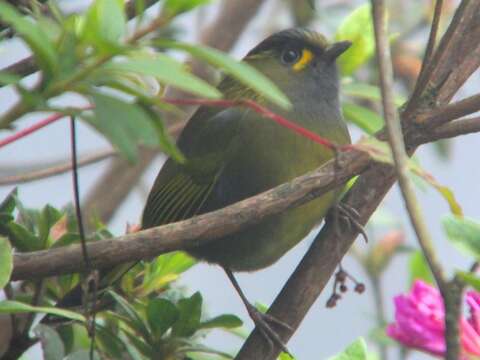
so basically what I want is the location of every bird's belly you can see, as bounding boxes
[188,191,336,271]
[188,133,340,271]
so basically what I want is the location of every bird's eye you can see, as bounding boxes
[281,48,300,65]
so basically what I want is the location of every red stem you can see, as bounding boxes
[0,112,66,149]
[0,98,353,152]
[163,98,354,151]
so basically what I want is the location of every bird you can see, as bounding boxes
[141,28,352,354]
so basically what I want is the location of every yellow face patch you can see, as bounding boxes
[292,49,314,72]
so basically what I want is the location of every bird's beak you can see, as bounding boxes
[324,41,352,63]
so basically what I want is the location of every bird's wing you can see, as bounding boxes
[141,106,246,228]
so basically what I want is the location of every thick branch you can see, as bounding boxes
[11,149,369,281]
[416,93,480,127]
[415,116,480,143]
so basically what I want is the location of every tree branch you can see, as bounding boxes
[0,149,116,186]
[416,93,480,127]
[415,116,480,144]
[12,148,369,281]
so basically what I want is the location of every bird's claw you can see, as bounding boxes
[333,203,368,243]
[246,304,293,357]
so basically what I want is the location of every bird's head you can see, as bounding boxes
[244,29,351,106]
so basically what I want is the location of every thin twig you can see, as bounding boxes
[371,276,388,359]
[163,98,350,150]
[0,112,66,148]
[70,117,90,270]
[0,149,116,186]
[371,0,445,285]
[0,97,346,154]
[70,116,98,360]
[371,2,462,360]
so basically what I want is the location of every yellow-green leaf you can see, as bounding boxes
[0,237,13,289]
[342,103,384,134]
[161,42,291,109]
[408,161,463,216]
[104,55,221,99]
[0,300,85,322]
[0,3,58,78]
[335,4,375,75]
[443,215,480,259]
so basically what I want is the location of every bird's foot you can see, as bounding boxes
[245,302,293,357]
[332,203,368,243]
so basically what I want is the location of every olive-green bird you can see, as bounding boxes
[142,29,351,351]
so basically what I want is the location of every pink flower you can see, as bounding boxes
[387,280,480,359]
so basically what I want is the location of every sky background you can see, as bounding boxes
[1,0,479,359]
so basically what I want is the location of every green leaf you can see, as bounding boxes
[409,250,434,285]
[81,0,126,53]
[121,330,152,358]
[0,300,85,322]
[162,42,291,109]
[34,324,65,360]
[150,252,196,279]
[107,290,151,340]
[146,298,179,339]
[172,292,203,337]
[104,56,221,99]
[0,237,13,289]
[335,4,375,75]
[0,188,17,215]
[0,3,57,79]
[457,271,480,292]
[342,103,384,134]
[199,314,243,329]
[0,72,21,85]
[87,92,161,161]
[38,205,62,248]
[0,189,17,236]
[139,104,185,163]
[356,137,393,164]
[408,162,463,216]
[95,324,127,358]
[443,215,480,259]
[139,252,196,296]
[278,352,296,360]
[328,338,368,360]
[6,222,42,252]
[163,0,212,16]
